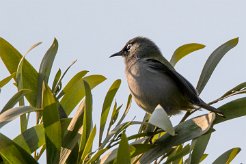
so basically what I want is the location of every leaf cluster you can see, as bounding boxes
[0,37,245,164]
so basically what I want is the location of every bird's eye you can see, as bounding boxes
[125,44,132,51]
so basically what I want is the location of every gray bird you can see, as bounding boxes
[110,37,223,116]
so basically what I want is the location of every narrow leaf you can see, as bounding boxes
[190,133,211,164]
[52,69,62,93]
[86,148,108,164]
[81,126,96,162]
[42,82,62,164]
[107,103,122,135]
[99,79,121,146]
[24,42,42,56]
[100,122,153,163]
[79,81,93,156]
[60,72,103,115]
[170,43,205,66]
[149,105,175,136]
[128,131,161,141]
[221,82,246,98]
[117,133,131,164]
[16,54,28,132]
[60,71,88,95]
[101,139,154,163]
[213,147,241,164]
[131,144,156,157]
[138,113,151,133]
[1,89,31,113]
[83,75,106,89]
[38,38,58,84]
[196,38,239,93]
[214,97,246,124]
[116,94,132,127]
[100,121,136,149]
[37,38,58,108]
[200,154,208,162]
[0,106,39,128]
[140,113,216,163]
[83,80,93,138]
[0,133,37,164]
[54,60,77,97]
[60,100,85,164]
[0,73,15,88]
[209,82,246,105]
[0,37,39,106]
[165,144,191,164]
[13,124,45,154]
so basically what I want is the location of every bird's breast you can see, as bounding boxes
[125,61,187,114]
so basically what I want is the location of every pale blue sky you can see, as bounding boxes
[0,1,245,163]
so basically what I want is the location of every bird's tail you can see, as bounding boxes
[198,102,225,117]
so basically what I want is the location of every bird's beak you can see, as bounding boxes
[110,51,122,58]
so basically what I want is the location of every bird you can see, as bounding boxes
[110,36,223,116]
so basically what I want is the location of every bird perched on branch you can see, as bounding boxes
[110,37,223,116]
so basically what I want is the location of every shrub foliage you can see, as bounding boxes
[0,37,245,164]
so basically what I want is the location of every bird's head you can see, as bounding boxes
[110,37,162,63]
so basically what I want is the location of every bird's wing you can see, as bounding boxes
[145,58,201,104]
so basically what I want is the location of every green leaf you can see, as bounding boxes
[39,38,58,84]
[165,144,191,164]
[13,124,45,154]
[200,154,208,162]
[0,73,15,88]
[101,135,154,164]
[60,118,72,139]
[128,131,160,141]
[116,133,131,164]
[190,133,211,164]
[209,82,246,105]
[60,71,88,95]
[86,148,108,164]
[16,53,29,132]
[81,126,96,163]
[60,100,85,163]
[58,71,88,115]
[24,42,42,56]
[37,38,58,108]
[52,69,62,93]
[66,145,79,164]
[140,113,216,163]
[0,133,37,164]
[196,38,239,93]
[83,75,106,89]
[100,121,134,150]
[0,37,39,106]
[107,103,122,135]
[1,89,31,113]
[0,106,39,128]
[54,60,77,97]
[79,81,93,157]
[213,147,241,164]
[100,122,154,163]
[42,82,62,164]
[221,82,246,98]
[60,72,105,115]
[170,43,205,66]
[116,94,132,127]
[149,105,175,136]
[131,144,156,157]
[214,97,246,124]
[99,79,121,146]
[16,52,25,91]
[138,113,151,133]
